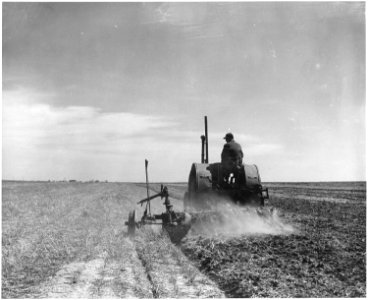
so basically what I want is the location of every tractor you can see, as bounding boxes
[184,116,269,210]
[125,117,269,242]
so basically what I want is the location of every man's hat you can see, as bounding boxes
[223,132,234,140]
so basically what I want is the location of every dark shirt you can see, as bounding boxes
[221,140,244,167]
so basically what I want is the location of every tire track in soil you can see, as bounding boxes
[135,229,225,298]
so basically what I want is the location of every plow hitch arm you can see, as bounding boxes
[137,185,169,206]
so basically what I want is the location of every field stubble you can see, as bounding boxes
[2,181,221,298]
[2,182,152,298]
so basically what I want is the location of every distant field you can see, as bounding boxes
[2,181,366,298]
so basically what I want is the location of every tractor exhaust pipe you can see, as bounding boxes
[201,116,209,163]
[205,116,208,163]
[201,135,205,163]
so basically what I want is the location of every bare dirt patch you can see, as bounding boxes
[38,258,106,298]
[37,238,152,298]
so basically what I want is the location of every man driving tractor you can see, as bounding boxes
[221,133,244,182]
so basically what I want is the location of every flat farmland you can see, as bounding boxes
[2,181,366,298]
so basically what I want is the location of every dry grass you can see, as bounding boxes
[2,181,145,298]
[2,181,222,298]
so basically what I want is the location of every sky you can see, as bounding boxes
[2,2,366,182]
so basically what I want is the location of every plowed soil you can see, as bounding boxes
[2,181,366,298]
[181,182,366,297]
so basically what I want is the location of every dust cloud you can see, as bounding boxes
[190,200,295,237]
